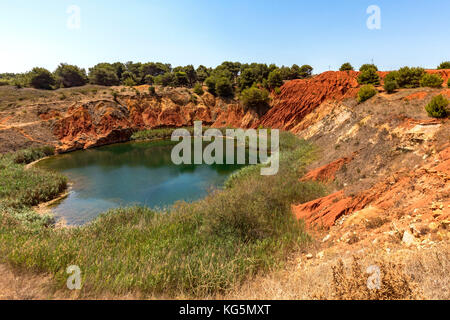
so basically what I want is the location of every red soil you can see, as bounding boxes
[257,71,360,131]
[293,145,450,228]
[300,156,354,183]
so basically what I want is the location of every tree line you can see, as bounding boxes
[0,61,313,94]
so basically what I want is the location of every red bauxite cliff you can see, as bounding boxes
[257,71,360,131]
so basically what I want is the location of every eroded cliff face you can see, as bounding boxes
[257,71,360,131]
[39,87,260,152]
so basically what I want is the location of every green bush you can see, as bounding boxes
[357,67,380,85]
[359,64,378,72]
[27,67,56,89]
[54,63,88,88]
[144,74,154,85]
[384,79,398,93]
[205,77,216,95]
[193,83,204,95]
[267,69,283,89]
[448,78,450,87]
[89,63,120,86]
[420,73,443,88]
[154,73,176,87]
[240,87,270,111]
[298,65,313,78]
[425,94,448,118]
[122,77,137,87]
[0,149,67,208]
[274,87,281,95]
[396,67,425,88]
[12,146,55,164]
[358,84,377,103]
[215,77,233,97]
[437,61,450,69]
[148,86,156,96]
[340,63,354,71]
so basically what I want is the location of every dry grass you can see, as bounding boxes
[325,256,420,300]
[221,242,449,300]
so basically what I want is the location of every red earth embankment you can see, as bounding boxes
[257,71,360,131]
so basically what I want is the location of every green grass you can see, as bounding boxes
[131,126,196,141]
[0,148,67,208]
[0,132,325,297]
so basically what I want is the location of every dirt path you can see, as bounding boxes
[0,264,59,300]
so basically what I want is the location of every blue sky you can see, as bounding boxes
[1,0,449,73]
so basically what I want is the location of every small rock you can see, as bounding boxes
[432,210,443,218]
[306,253,313,259]
[402,230,416,246]
[322,234,331,242]
[428,222,439,231]
[316,251,324,259]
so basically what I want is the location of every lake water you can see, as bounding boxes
[37,140,245,225]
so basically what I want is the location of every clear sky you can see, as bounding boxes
[1,0,449,73]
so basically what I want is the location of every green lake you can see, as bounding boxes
[37,140,246,225]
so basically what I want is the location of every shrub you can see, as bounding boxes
[340,63,354,71]
[357,67,380,85]
[27,67,56,89]
[396,67,425,88]
[215,77,233,97]
[154,73,176,87]
[144,74,154,85]
[359,64,378,72]
[193,83,204,96]
[89,64,120,86]
[205,77,216,95]
[274,87,281,95]
[384,79,398,93]
[240,87,270,111]
[267,69,283,89]
[148,86,156,96]
[122,77,137,87]
[54,63,88,88]
[437,61,450,69]
[448,78,450,87]
[12,146,55,164]
[358,85,377,103]
[420,73,443,88]
[425,94,448,118]
[327,257,420,300]
[299,65,313,78]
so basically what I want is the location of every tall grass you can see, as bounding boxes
[0,133,325,297]
[0,148,67,208]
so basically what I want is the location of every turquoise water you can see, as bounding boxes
[37,140,245,225]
